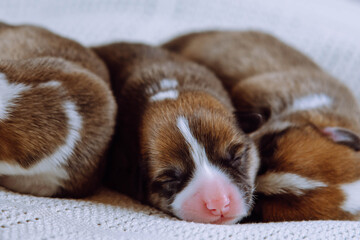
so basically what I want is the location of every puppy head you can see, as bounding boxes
[252,120,360,221]
[140,92,260,224]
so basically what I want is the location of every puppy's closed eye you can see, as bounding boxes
[223,143,247,165]
[151,169,186,198]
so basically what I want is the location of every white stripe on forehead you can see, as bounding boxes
[176,116,210,169]
[0,73,31,120]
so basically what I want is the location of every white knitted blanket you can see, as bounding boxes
[1,187,360,240]
[1,0,360,239]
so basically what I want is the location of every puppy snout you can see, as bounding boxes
[205,195,231,216]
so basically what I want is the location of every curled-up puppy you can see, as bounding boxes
[92,43,260,224]
[0,22,116,197]
[163,31,360,221]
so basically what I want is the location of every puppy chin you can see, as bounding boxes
[174,205,248,225]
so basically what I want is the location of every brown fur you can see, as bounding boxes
[163,31,360,221]
[93,43,259,218]
[0,23,116,197]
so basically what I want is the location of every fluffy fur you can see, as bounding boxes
[93,43,260,224]
[0,22,117,197]
[163,31,360,221]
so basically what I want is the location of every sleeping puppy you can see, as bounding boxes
[163,31,360,221]
[92,43,260,224]
[0,22,116,197]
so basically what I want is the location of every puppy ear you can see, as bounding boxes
[233,107,269,134]
[322,127,360,151]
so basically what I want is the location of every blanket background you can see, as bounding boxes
[1,0,360,239]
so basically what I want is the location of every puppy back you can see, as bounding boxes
[0,23,109,83]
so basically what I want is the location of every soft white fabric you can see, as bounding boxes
[1,0,360,239]
[1,187,360,240]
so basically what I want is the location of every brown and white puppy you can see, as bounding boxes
[92,43,260,224]
[163,31,360,221]
[0,22,116,197]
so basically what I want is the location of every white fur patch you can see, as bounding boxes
[170,163,224,215]
[148,78,179,102]
[160,79,178,89]
[256,172,328,196]
[38,80,62,88]
[150,90,179,102]
[0,100,82,196]
[247,143,260,184]
[0,174,62,197]
[340,180,360,214]
[290,93,332,112]
[0,73,31,120]
[34,100,83,172]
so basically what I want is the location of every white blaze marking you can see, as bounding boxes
[0,73,31,120]
[171,116,217,213]
[340,180,360,214]
[0,100,83,196]
[290,93,332,112]
[256,172,328,196]
[150,90,179,102]
[176,116,209,168]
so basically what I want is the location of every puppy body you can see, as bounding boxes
[93,43,260,224]
[164,31,360,221]
[0,23,116,197]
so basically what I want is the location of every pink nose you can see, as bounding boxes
[205,196,231,216]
